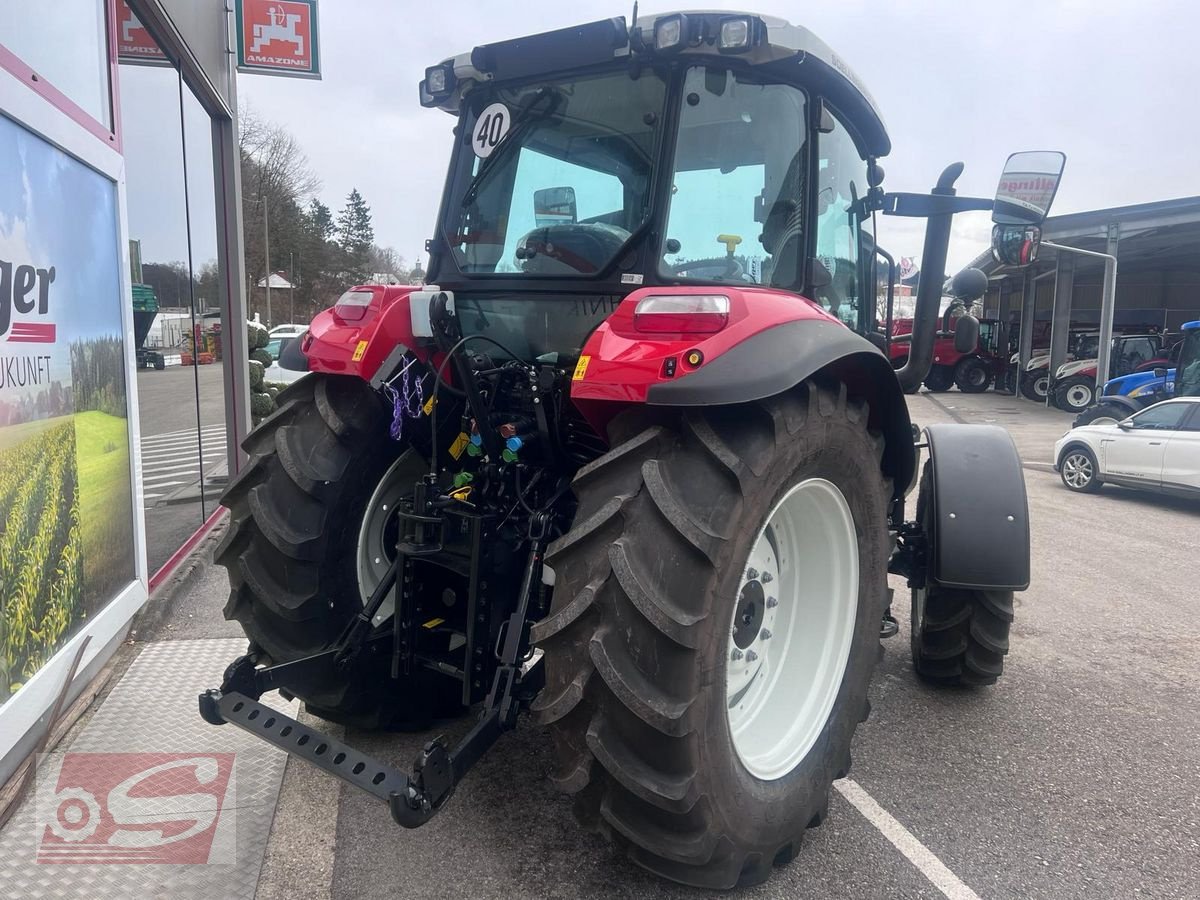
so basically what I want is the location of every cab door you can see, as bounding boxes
[1100,402,1191,483]
[1161,404,1200,491]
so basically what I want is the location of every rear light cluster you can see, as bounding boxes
[633,294,729,334]
[333,289,374,322]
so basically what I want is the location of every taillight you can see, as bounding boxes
[333,289,375,322]
[633,294,730,334]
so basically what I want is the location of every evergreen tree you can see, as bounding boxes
[308,198,334,242]
[337,188,374,279]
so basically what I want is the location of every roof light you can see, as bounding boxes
[333,289,375,322]
[420,64,455,107]
[634,294,729,334]
[654,14,687,51]
[718,17,752,52]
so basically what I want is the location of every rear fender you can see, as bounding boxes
[305,285,426,380]
[571,294,917,499]
[923,424,1030,591]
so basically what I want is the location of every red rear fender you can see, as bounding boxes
[305,285,428,380]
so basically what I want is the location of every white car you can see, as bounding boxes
[264,334,309,385]
[268,323,308,339]
[1053,397,1200,496]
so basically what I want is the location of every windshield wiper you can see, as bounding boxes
[461,89,562,208]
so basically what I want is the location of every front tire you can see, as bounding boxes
[923,365,954,392]
[910,469,1013,686]
[1020,370,1049,401]
[1073,403,1126,428]
[954,356,992,393]
[1059,445,1102,493]
[534,381,891,888]
[1054,377,1095,414]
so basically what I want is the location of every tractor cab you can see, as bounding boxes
[419,13,890,356]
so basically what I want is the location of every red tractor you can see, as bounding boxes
[200,13,1060,888]
[889,312,1007,393]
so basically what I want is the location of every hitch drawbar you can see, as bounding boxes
[198,510,552,828]
[199,688,450,827]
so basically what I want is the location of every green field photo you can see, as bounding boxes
[0,419,83,701]
[74,410,135,610]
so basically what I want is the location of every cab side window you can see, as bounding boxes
[813,110,869,332]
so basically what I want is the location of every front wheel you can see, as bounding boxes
[1059,445,1102,493]
[534,381,891,889]
[910,469,1013,686]
[923,365,954,392]
[954,356,992,393]
[1020,371,1049,401]
[1054,377,1095,414]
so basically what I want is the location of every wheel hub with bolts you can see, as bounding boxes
[1062,451,1094,488]
[1065,383,1093,409]
[726,478,859,781]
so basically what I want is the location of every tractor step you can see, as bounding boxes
[198,689,440,826]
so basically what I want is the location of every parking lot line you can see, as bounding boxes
[835,779,983,900]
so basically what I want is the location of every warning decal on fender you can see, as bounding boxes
[352,340,368,362]
[572,355,590,381]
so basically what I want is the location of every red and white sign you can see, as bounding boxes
[996,173,1061,218]
[37,753,234,865]
[237,0,321,79]
[116,1,167,63]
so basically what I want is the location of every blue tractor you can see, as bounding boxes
[1073,320,1200,426]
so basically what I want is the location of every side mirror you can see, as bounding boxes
[1118,420,1134,430]
[992,150,1066,225]
[1153,367,1167,379]
[533,186,577,227]
[954,315,980,354]
[991,223,1043,267]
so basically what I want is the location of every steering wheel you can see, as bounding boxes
[669,257,745,280]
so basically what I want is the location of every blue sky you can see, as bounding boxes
[0,113,125,347]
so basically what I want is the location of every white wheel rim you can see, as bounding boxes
[726,478,859,781]
[1066,385,1092,408]
[357,451,424,623]
[1062,452,1093,488]
[1089,415,1117,427]
[1034,376,1049,397]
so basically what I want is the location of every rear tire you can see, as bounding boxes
[954,357,992,393]
[910,469,1013,686]
[1073,403,1126,428]
[1054,377,1095,414]
[216,374,463,729]
[534,381,891,888]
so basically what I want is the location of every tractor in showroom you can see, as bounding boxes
[199,12,1061,888]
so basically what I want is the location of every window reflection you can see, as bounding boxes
[0,0,111,128]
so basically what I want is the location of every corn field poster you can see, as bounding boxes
[0,113,136,703]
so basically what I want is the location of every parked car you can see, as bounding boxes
[268,323,308,339]
[264,332,310,385]
[1053,397,1200,496]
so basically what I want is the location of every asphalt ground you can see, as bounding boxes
[142,387,1198,899]
[135,365,230,573]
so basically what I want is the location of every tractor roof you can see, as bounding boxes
[420,11,890,158]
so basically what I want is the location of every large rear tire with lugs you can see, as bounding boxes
[533,381,892,889]
[216,373,462,729]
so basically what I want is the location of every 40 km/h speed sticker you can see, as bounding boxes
[472,103,511,158]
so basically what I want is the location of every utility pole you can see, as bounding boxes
[289,251,295,325]
[264,199,272,327]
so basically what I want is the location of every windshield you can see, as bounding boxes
[661,67,807,286]
[1073,334,1100,358]
[445,68,667,276]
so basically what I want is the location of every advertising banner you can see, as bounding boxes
[0,113,136,704]
[236,0,321,79]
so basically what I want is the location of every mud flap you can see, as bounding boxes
[923,423,1030,590]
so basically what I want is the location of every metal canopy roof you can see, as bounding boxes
[963,195,1200,280]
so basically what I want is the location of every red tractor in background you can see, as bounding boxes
[889,312,1007,393]
[199,12,1063,889]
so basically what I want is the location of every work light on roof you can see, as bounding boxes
[654,14,687,51]
[718,17,752,52]
[424,64,455,97]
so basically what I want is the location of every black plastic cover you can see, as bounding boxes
[924,423,1030,591]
